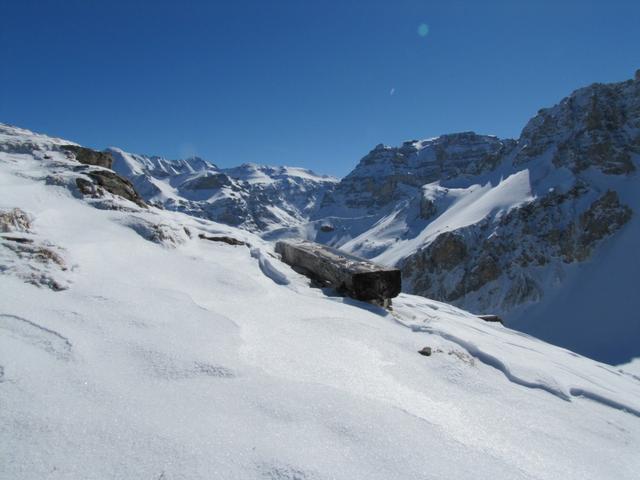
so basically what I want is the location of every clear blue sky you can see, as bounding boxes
[2,0,639,176]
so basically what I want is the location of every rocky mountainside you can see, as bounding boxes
[302,71,639,364]
[107,147,337,233]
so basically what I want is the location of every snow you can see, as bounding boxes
[1,125,640,479]
[621,358,640,378]
[345,169,534,266]
[508,165,640,364]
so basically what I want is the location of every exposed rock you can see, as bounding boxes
[321,133,515,211]
[503,274,542,308]
[0,208,31,233]
[0,211,70,291]
[514,78,639,175]
[477,314,503,324]
[76,170,147,208]
[403,183,632,313]
[198,234,248,246]
[75,177,96,196]
[403,233,467,284]
[419,196,437,220]
[453,254,502,300]
[418,346,432,356]
[61,145,113,169]
[1,236,33,244]
[123,217,188,247]
[183,173,232,190]
[576,191,632,259]
[429,233,468,271]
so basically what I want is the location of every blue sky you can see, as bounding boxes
[2,0,639,176]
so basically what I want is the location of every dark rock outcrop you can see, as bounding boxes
[61,145,113,169]
[0,208,31,233]
[198,234,248,246]
[75,170,147,208]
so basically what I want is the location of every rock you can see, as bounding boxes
[324,133,515,211]
[319,224,335,232]
[578,190,632,249]
[198,234,248,246]
[503,274,542,308]
[516,79,638,175]
[477,314,503,324]
[123,217,188,247]
[426,232,468,271]
[75,177,95,195]
[1,238,69,291]
[419,197,437,220]
[82,170,147,208]
[418,346,432,356]
[61,145,113,169]
[183,173,232,190]
[0,236,33,244]
[459,255,502,295]
[0,208,31,233]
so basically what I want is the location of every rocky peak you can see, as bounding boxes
[514,76,640,174]
[322,132,515,211]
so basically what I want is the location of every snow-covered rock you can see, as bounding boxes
[2,121,640,480]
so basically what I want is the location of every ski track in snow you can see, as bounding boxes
[0,313,72,360]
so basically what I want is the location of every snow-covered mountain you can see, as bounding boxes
[107,147,337,233]
[293,72,638,365]
[2,121,640,479]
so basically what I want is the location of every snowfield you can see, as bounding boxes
[1,125,640,479]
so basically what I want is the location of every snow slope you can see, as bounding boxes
[1,127,640,479]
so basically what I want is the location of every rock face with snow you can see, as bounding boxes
[321,133,515,211]
[107,147,338,233]
[303,73,639,364]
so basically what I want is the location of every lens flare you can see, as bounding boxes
[417,23,429,37]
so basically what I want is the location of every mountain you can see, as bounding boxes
[2,122,640,479]
[107,147,337,234]
[302,72,639,365]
